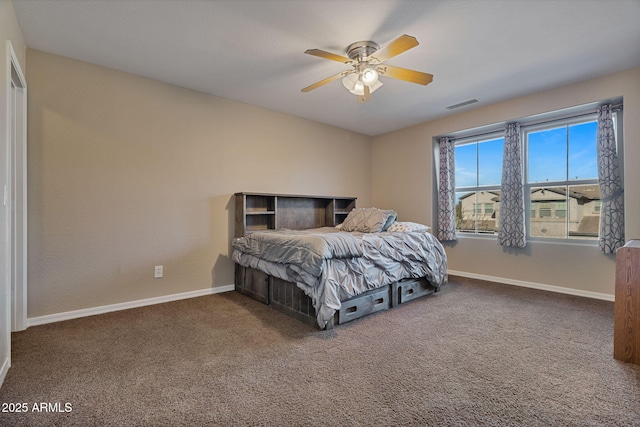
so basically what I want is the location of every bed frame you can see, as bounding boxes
[236,265,439,329]
[233,192,440,329]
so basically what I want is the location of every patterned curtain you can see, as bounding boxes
[438,137,457,241]
[597,105,625,254]
[498,123,526,247]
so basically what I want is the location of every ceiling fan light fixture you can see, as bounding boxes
[343,70,381,97]
[368,79,383,94]
[361,67,379,86]
[341,73,358,91]
[350,80,365,96]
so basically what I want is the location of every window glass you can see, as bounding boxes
[456,191,476,233]
[455,143,477,187]
[528,126,567,183]
[454,136,503,235]
[530,188,565,237]
[568,121,598,180]
[568,184,600,239]
[526,119,599,240]
[478,138,504,186]
[476,191,500,234]
[528,184,600,239]
[455,191,500,234]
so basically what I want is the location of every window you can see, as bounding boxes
[484,203,494,215]
[446,104,622,241]
[525,118,600,240]
[593,201,601,214]
[454,135,504,234]
[537,201,552,218]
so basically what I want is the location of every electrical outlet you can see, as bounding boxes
[154,265,163,278]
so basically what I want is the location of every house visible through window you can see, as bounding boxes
[454,135,503,234]
[448,106,620,241]
[526,119,600,239]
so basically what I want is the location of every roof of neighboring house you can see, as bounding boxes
[458,191,500,201]
[460,185,601,203]
[531,185,600,202]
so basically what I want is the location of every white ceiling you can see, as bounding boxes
[12,0,640,136]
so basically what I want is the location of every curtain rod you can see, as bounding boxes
[519,103,623,130]
[448,103,623,143]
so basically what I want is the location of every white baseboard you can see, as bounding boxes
[448,270,614,302]
[27,285,236,327]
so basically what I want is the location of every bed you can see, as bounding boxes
[232,194,448,329]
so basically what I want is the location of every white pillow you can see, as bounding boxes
[386,222,430,233]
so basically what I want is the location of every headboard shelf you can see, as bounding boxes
[235,192,357,237]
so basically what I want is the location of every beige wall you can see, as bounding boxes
[27,49,372,318]
[372,67,640,296]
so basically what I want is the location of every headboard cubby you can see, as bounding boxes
[235,192,357,238]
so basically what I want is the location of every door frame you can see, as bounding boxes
[7,41,27,332]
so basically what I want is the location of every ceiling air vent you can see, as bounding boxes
[446,99,479,110]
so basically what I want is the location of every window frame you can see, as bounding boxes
[453,131,504,236]
[441,103,623,244]
[523,115,601,243]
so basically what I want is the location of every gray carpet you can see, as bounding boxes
[1,276,639,426]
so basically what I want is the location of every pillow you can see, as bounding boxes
[340,207,396,233]
[386,221,431,233]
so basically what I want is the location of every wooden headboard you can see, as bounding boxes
[234,192,356,237]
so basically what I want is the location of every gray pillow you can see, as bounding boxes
[341,207,396,233]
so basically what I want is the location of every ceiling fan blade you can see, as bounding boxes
[377,64,433,85]
[304,49,353,64]
[369,34,419,63]
[301,70,351,93]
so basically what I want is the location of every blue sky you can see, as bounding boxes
[455,121,598,188]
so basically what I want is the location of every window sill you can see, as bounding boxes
[454,233,598,247]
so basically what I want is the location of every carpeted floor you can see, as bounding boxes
[1,276,639,426]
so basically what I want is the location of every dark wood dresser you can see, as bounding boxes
[614,240,640,365]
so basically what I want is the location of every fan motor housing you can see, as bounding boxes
[346,41,380,61]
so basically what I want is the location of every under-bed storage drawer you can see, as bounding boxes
[337,286,390,324]
[235,265,270,304]
[392,278,436,307]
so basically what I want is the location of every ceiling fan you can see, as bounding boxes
[301,34,433,103]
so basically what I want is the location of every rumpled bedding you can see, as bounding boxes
[232,227,447,328]
[231,227,364,279]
